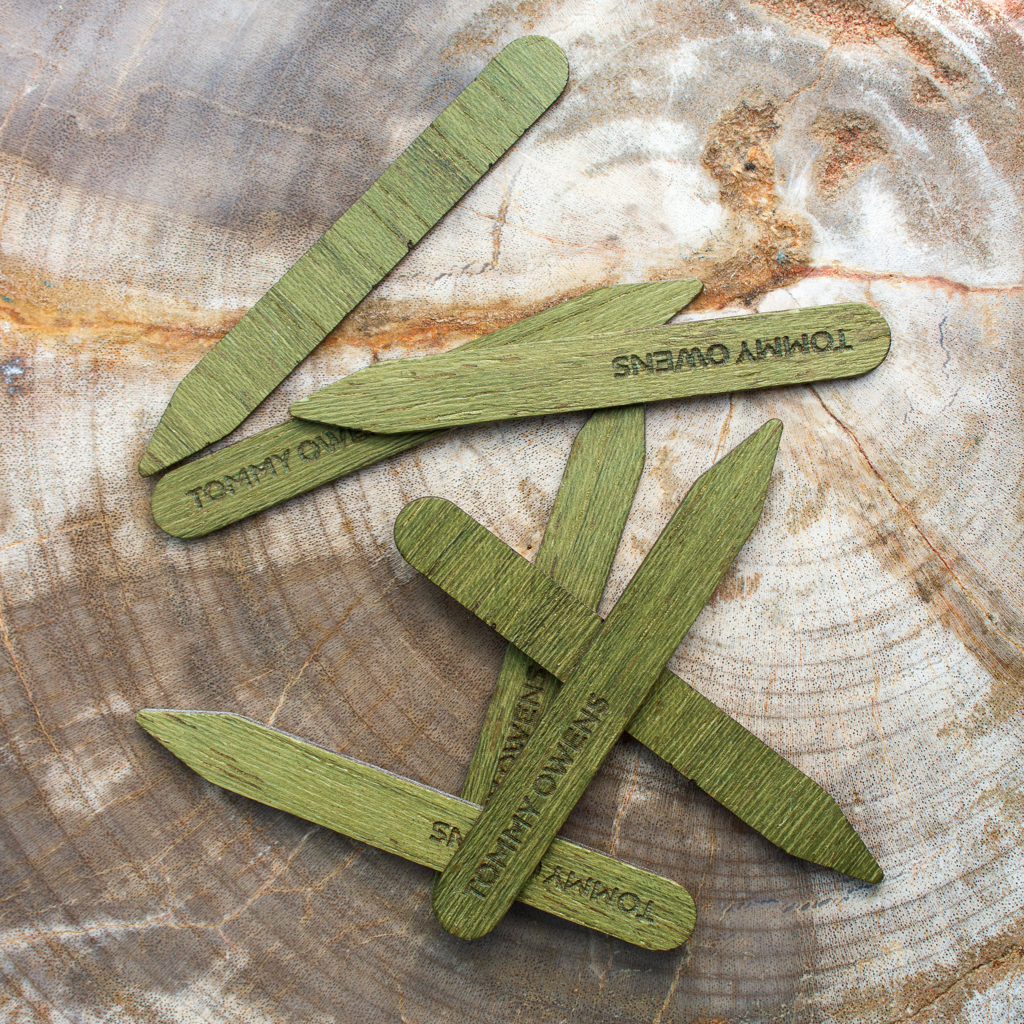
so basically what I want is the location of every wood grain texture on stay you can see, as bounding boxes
[136,710,696,949]
[460,404,646,806]
[291,304,890,432]
[396,486,883,884]
[398,419,782,940]
[150,280,701,538]
[138,36,569,477]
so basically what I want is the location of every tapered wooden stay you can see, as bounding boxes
[138,36,569,477]
[291,304,890,433]
[461,404,646,806]
[399,420,783,940]
[150,281,702,538]
[135,710,696,950]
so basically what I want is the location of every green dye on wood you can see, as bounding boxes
[461,405,645,806]
[396,478,884,887]
[138,36,569,478]
[150,280,703,538]
[291,304,890,432]
[136,709,695,949]
[397,420,783,940]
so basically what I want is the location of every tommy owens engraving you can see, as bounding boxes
[487,667,549,799]
[428,820,657,922]
[183,427,361,509]
[611,328,853,378]
[462,693,609,900]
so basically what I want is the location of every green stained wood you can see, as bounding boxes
[136,709,695,949]
[396,479,884,886]
[461,404,645,807]
[290,303,891,432]
[150,280,702,538]
[138,36,569,478]
[399,419,783,941]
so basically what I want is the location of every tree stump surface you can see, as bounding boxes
[1,2,1021,1021]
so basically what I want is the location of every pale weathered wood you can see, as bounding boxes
[2,2,1022,1020]
[402,420,782,939]
[150,281,700,538]
[290,304,890,431]
[136,710,696,949]
[139,36,569,477]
